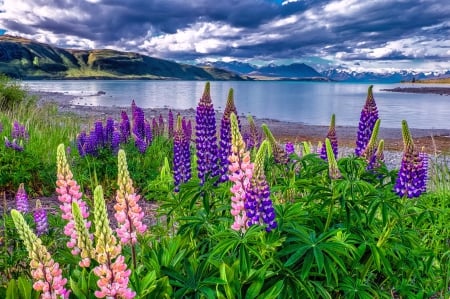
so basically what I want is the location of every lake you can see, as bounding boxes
[22,80,450,129]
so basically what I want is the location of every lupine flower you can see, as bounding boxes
[94,120,104,147]
[4,137,24,151]
[152,117,159,137]
[195,82,219,184]
[33,200,49,236]
[158,114,165,136]
[325,138,341,180]
[302,141,313,156]
[285,142,295,155]
[12,120,29,140]
[168,110,174,138]
[111,130,121,154]
[173,116,191,191]
[320,114,338,161]
[105,117,115,145]
[131,99,137,119]
[11,209,70,298]
[228,113,253,233]
[218,88,239,182]
[355,85,379,156]
[114,149,147,245]
[56,144,91,255]
[144,119,152,145]
[120,111,131,143]
[244,115,261,149]
[183,117,192,141]
[246,140,277,232]
[394,120,427,198]
[132,106,147,152]
[361,119,383,169]
[77,131,88,157]
[15,183,29,213]
[262,124,289,164]
[72,202,94,267]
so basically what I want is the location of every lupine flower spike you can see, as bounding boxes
[355,85,379,156]
[93,186,135,299]
[115,149,147,246]
[361,119,383,169]
[394,120,427,198]
[244,115,262,149]
[246,140,277,231]
[326,138,342,180]
[218,88,239,182]
[72,202,94,267]
[11,209,70,298]
[195,82,219,184]
[320,114,338,161]
[168,109,174,138]
[285,142,295,155]
[33,200,49,236]
[302,141,312,156]
[15,183,29,213]
[228,113,254,233]
[262,124,289,164]
[56,144,91,255]
[173,116,192,191]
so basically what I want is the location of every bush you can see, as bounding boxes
[0,74,29,111]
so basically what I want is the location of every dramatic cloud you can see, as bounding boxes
[1,0,449,71]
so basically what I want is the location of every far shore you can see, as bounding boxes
[31,90,450,154]
[381,86,450,96]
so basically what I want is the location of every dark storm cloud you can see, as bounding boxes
[1,0,449,69]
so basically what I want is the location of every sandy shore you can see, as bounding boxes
[32,90,450,154]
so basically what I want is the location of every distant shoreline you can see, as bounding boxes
[381,86,450,95]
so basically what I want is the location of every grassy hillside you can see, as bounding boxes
[0,35,245,80]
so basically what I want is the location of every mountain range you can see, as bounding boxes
[1,35,449,82]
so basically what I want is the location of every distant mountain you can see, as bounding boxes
[322,68,450,83]
[199,61,327,80]
[0,35,245,80]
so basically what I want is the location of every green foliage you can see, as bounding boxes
[0,75,29,111]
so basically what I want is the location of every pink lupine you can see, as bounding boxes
[114,149,147,246]
[94,255,135,299]
[228,113,254,233]
[56,144,91,255]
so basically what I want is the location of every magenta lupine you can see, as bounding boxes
[320,114,338,161]
[228,113,253,233]
[120,110,131,143]
[218,88,239,182]
[168,109,174,138]
[245,141,277,232]
[11,209,70,298]
[394,120,428,198]
[173,116,191,191]
[15,183,29,213]
[195,82,219,184]
[115,149,147,246]
[56,144,91,255]
[33,200,49,236]
[93,186,135,299]
[355,85,379,156]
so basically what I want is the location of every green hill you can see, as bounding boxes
[0,35,245,80]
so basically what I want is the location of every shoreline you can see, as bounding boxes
[32,90,450,154]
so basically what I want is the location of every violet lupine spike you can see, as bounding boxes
[33,200,49,236]
[218,88,239,182]
[158,114,165,136]
[12,121,28,140]
[355,85,379,156]
[77,131,87,157]
[244,115,261,150]
[168,110,174,138]
[111,130,121,154]
[320,114,338,161]
[94,120,104,148]
[285,142,295,155]
[394,120,427,198]
[182,118,192,142]
[144,120,152,145]
[120,111,131,143]
[246,141,277,232]
[173,116,188,192]
[105,117,115,145]
[132,106,147,153]
[15,183,29,213]
[195,82,219,184]
[361,119,381,169]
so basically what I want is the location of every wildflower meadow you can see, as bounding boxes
[1,77,450,298]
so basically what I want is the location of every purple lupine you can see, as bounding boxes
[131,99,137,119]
[320,114,338,161]
[12,121,29,140]
[183,118,192,142]
[135,138,147,154]
[355,85,379,156]
[4,138,24,151]
[144,120,152,145]
[94,121,104,148]
[245,141,277,232]
[195,82,219,184]
[119,111,131,143]
[218,89,239,182]
[77,131,87,157]
[285,142,295,155]
[111,130,121,154]
[394,120,428,198]
[158,114,164,136]
[105,117,115,145]
[168,110,174,138]
[262,124,289,164]
[34,200,49,236]
[15,183,29,213]
[244,115,262,150]
[152,117,159,137]
[132,106,147,153]
[173,116,191,191]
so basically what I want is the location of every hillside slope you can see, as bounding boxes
[0,35,245,80]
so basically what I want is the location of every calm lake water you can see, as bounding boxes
[23,80,450,129]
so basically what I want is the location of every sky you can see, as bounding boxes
[0,0,449,73]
